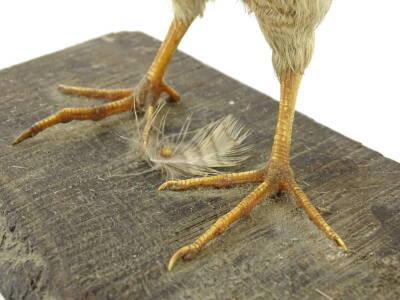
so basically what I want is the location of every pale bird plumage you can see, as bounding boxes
[172,0,209,21]
[173,0,331,77]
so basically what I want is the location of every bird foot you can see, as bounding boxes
[12,76,179,147]
[160,160,347,270]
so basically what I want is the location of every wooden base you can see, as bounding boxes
[0,32,399,300]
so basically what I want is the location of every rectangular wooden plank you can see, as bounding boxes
[0,32,399,300]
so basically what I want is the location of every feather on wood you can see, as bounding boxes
[143,104,253,179]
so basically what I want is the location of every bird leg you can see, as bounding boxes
[13,18,192,149]
[161,70,348,271]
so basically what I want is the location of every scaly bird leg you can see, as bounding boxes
[159,169,265,190]
[58,85,133,101]
[167,181,274,271]
[161,70,347,270]
[12,18,192,148]
[13,96,135,145]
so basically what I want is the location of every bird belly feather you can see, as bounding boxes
[171,0,331,77]
[172,0,210,21]
[243,0,332,77]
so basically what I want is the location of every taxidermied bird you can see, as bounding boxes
[13,0,347,270]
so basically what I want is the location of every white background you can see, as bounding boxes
[0,1,399,298]
[1,1,399,163]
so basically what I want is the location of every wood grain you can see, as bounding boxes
[0,32,399,300]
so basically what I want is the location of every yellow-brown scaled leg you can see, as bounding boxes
[286,179,347,250]
[159,169,265,190]
[13,96,135,145]
[167,181,274,271]
[13,18,192,148]
[161,70,348,270]
[58,81,180,103]
[58,84,133,101]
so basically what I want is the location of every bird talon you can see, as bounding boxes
[335,236,348,252]
[12,76,180,146]
[161,80,180,102]
[158,181,176,191]
[167,245,199,271]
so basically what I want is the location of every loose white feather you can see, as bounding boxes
[144,106,253,179]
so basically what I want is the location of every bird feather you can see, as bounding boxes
[144,107,253,179]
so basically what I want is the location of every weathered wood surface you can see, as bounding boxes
[0,32,399,300]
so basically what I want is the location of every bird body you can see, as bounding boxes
[245,0,332,77]
[173,0,331,77]
[172,0,209,20]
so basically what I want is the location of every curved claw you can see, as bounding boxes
[13,127,36,145]
[161,80,180,102]
[158,180,178,191]
[286,179,348,252]
[334,235,348,252]
[167,244,199,271]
